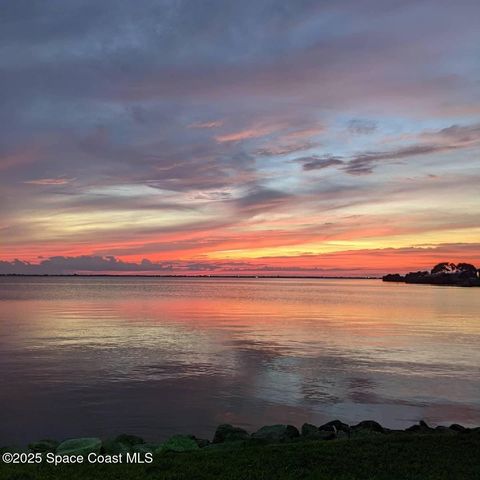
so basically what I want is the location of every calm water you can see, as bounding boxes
[0,277,479,444]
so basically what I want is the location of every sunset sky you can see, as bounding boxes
[1,0,479,275]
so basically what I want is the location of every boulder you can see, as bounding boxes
[405,420,433,433]
[157,435,200,453]
[252,424,300,442]
[301,423,319,437]
[449,424,467,433]
[351,420,385,434]
[28,439,59,453]
[318,420,350,433]
[57,438,102,456]
[213,424,249,443]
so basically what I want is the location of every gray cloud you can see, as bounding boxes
[434,123,480,143]
[299,122,480,175]
[343,144,457,175]
[343,123,480,175]
[0,255,272,275]
[0,256,208,275]
[233,187,293,216]
[298,156,344,171]
[0,256,168,274]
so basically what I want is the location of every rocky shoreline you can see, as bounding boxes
[3,419,479,457]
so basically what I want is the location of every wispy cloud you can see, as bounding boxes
[298,122,480,175]
[215,125,280,143]
[298,156,344,171]
[189,120,224,129]
[24,177,75,185]
[255,141,318,157]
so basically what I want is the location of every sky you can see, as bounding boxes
[1,0,479,276]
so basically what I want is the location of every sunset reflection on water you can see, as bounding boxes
[1,277,479,444]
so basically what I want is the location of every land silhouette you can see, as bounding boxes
[383,262,480,286]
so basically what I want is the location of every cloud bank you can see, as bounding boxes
[1,0,479,274]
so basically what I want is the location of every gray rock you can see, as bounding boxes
[252,424,300,442]
[405,420,433,434]
[301,423,319,437]
[213,424,249,443]
[352,420,385,433]
[28,439,59,453]
[449,424,467,433]
[318,420,350,433]
[57,438,102,456]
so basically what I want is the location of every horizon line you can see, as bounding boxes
[0,274,380,279]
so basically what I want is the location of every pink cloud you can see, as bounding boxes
[215,124,281,143]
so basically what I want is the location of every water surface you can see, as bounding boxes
[0,277,479,444]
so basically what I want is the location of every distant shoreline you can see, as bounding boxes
[0,274,379,279]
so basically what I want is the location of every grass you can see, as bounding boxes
[2,432,480,480]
